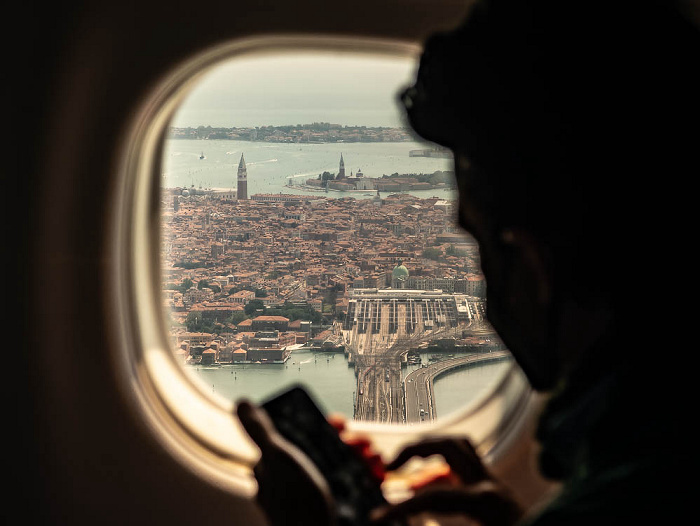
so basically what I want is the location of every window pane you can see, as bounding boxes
[160,51,511,424]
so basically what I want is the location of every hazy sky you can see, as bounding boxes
[170,52,419,128]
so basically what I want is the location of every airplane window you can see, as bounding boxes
[158,48,515,429]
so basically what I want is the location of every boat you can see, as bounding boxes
[408,147,452,158]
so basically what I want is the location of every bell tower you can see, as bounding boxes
[337,153,346,179]
[237,153,248,200]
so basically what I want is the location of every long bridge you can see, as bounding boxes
[403,351,511,424]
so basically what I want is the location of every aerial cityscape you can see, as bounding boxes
[162,140,510,423]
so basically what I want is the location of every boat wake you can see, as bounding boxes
[248,158,278,165]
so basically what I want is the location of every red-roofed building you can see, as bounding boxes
[201,348,216,365]
[251,315,289,331]
[231,348,248,362]
[236,318,253,331]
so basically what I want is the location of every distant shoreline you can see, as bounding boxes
[168,123,415,144]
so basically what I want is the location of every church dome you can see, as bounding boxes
[392,261,409,279]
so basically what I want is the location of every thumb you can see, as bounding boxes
[236,399,278,450]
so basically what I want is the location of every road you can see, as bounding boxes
[403,351,511,424]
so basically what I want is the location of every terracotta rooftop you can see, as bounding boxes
[253,315,290,322]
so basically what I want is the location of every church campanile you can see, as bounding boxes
[237,153,248,200]
[337,153,346,179]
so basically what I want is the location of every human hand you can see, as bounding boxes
[370,438,523,526]
[236,399,338,526]
[327,413,386,484]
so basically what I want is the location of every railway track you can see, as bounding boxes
[353,307,463,423]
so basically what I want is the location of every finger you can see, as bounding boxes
[385,438,468,470]
[327,413,346,432]
[370,484,522,526]
[385,438,487,483]
[409,461,458,491]
[236,399,278,450]
[366,452,386,482]
[343,435,372,452]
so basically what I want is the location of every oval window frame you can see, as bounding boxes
[110,34,537,495]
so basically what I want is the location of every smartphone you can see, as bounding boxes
[260,384,387,526]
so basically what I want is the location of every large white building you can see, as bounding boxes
[343,288,485,334]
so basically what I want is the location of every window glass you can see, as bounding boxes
[160,51,512,424]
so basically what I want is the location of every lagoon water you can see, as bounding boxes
[163,138,456,199]
[187,350,511,420]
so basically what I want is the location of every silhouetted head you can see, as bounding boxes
[402,0,700,391]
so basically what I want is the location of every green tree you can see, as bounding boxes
[422,247,442,261]
[178,278,194,293]
[446,244,468,257]
[186,312,214,333]
[326,286,340,315]
[245,299,266,316]
[227,311,247,325]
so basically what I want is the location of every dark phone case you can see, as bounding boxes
[261,385,386,526]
